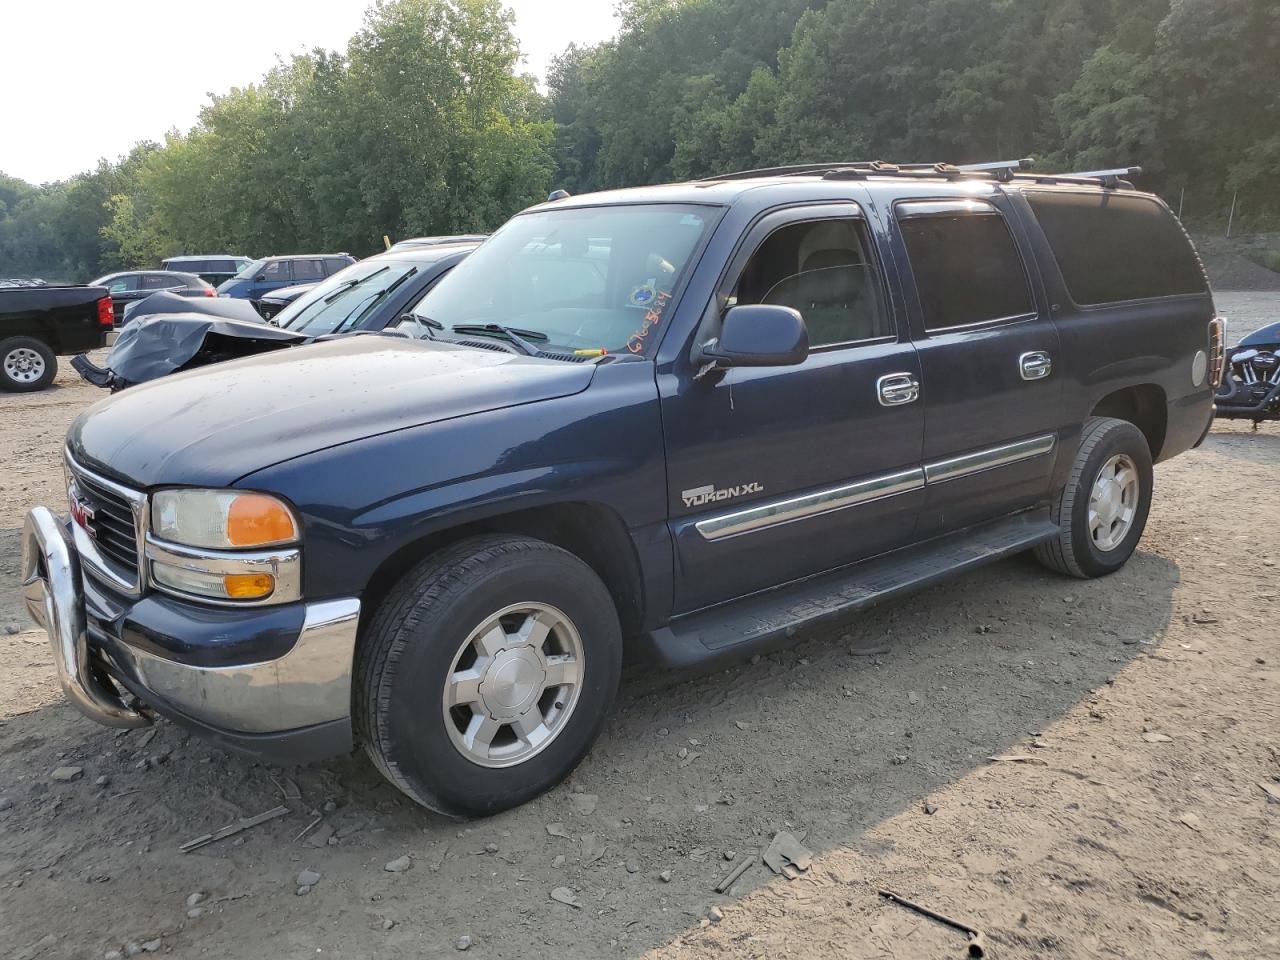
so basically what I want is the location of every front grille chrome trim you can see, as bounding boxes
[64,450,147,597]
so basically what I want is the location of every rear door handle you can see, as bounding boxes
[1019,351,1052,381]
[877,372,920,407]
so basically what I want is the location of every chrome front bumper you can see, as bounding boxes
[22,506,148,727]
[22,506,361,751]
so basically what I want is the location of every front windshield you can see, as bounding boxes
[409,203,715,355]
[275,258,420,335]
[234,259,265,279]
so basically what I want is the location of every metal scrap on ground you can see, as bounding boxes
[762,830,812,878]
[179,805,289,853]
[878,888,986,958]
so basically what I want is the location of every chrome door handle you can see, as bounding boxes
[1019,351,1052,381]
[877,372,920,407]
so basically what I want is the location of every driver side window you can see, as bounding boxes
[733,218,891,348]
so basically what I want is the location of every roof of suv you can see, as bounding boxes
[530,163,1151,215]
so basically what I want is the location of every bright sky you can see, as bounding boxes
[0,0,619,185]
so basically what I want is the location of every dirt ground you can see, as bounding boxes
[1,293,1277,960]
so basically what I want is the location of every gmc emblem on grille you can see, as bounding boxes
[69,493,97,538]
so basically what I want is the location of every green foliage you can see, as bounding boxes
[2,0,1278,280]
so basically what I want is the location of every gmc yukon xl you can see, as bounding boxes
[22,161,1223,817]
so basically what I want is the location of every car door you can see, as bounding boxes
[253,260,291,298]
[102,274,140,321]
[661,201,925,614]
[890,195,1063,534]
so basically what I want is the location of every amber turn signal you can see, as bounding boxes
[223,573,275,599]
[227,494,298,547]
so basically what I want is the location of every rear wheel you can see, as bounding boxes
[1035,416,1153,578]
[0,336,56,392]
[355,535,622,817]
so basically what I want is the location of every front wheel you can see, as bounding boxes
[0,336,57,392]
[355,535,622,817]
[1035,416,1154,578]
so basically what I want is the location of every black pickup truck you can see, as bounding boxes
[0,282,113,391]
[22,160,1221,817]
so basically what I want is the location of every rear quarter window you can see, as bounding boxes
[1026,191,1207,305]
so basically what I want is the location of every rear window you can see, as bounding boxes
[1026,191,1207,305]
[897,201,1034,332]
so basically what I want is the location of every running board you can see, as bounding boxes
[637,510,1059,670]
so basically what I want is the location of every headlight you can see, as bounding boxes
[151,489,299,549]
[147,489,301,604]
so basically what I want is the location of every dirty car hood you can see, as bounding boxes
[68,336,597,488]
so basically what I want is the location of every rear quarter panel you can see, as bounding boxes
[1007,190,1216,464]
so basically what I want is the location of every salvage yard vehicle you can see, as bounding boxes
[23,159,1222,817]
[216,253,356,300]
[70,241,478,390]
[90,270,217,324]
[161,255,253,288]
[1215,320,1280,425]
[0,280,112,391]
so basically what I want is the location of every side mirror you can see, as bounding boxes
[255,274,266,282]
[696,304,809,370]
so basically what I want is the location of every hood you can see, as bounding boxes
[216,279,251,297]
[68,336,597,488]
[260,282,316,303]
[106,312,304,385]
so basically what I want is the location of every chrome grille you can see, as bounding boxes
[66,453,146,595]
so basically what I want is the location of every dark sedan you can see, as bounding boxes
[90,270,215,324]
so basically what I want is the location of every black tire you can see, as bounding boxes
[355,535,622,817]
[0,336,57,392]
[1035,416,1153,579]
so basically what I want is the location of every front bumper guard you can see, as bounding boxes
[22,506,149,728]
[22,506,361,747]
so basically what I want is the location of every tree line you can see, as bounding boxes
[1,0,1276,282]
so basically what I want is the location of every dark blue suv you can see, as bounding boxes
[24,161,1221,817]
[216,254,356,300]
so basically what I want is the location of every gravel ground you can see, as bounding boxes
[1,294,1277,960]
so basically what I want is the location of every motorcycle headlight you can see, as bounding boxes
[151,489,299,550]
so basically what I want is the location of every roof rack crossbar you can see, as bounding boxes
[698,159,1141,188]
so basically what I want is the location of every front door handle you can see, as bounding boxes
[1019,351,1052,381]
[877,372,920,407]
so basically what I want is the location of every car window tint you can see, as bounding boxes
[897,203,1033,332]
[104,276,136,293]
[1026,191,1207,305]
[733,218,891,347]
[141,274,178,289]
[261,260,290,281]
[292,259,326,282]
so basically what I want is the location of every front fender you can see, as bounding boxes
[236,361,667,601]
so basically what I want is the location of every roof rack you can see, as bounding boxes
[699,158,1141,189]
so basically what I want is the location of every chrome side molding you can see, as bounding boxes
[692,433,1058,541]
[923,434,1056,484]
[696,468,924,541]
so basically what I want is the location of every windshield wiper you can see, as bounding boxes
[400,313,443,339]
[323,266,390,304]
[327,268,419,336]
[450,322,549,357]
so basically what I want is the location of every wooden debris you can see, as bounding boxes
[715,855,755,894]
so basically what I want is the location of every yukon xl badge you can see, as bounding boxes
[681,482,763,508]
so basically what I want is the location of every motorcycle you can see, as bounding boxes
[1215,320,1280,427]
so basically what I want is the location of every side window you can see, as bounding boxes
[733,218,891,347]
[141,273,177,289]
[325,258,349,275]
[106,276,136,293]
[897,202,1034,332]
[1026,191,1207,305]
[261,260,290,281]
[292,259,326,282]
